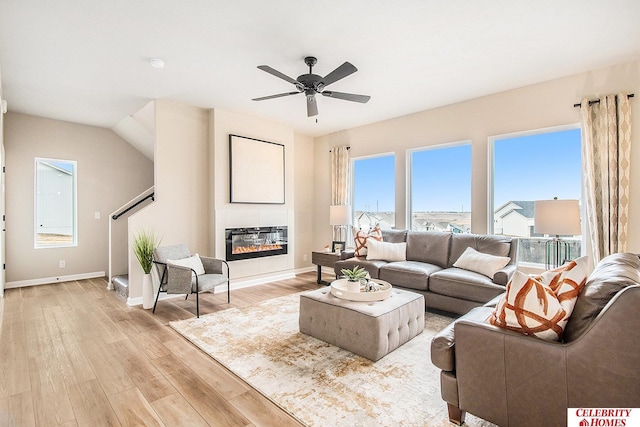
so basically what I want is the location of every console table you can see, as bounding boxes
[311,251,340,285]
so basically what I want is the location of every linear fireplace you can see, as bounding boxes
[225,226,288,261]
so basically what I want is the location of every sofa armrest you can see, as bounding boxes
[454,319,569,426]
[340,249,356,260]
[430,306,495,372]
[493,263,517,286]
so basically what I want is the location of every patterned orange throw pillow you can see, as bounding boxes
[489,256,589,341]
[353,226,383,257]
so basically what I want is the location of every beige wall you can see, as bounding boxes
[209,109,306,280]
[127,105,315,302]
[293,132,315,268]
[314,60,640,253]
[4,113,154,283]
[127,101,209,300]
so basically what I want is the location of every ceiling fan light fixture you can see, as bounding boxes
[253,56,370,116]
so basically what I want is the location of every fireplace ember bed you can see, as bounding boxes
[225,226,288,261]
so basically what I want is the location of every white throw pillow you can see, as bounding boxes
[167,253,205,276]
[366,239,407,262]
[489,256,589,341]
[453,247,510,278]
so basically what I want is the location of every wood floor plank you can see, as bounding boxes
[108,387,164,427]
[1,272,317,427]
[67,378,121,427]
[153,353,251,427]
[109,339,176,403]
[81,338,136,397]
[162,338,250,400]
[0,314,31,398]
[150,393,209,427]
[0,391,36,427]
[28,355,76,427]
[230,389,303,427]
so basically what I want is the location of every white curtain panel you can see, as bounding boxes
[580,93,632,262]
[331,146,351,205]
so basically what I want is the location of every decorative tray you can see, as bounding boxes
[330,279,392,302]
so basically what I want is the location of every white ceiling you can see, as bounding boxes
[1,0,639,138]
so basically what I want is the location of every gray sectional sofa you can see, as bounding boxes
[333,230,518,314]
[430,252,640,426]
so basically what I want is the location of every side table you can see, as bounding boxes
[311,251,340,285]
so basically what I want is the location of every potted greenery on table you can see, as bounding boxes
[133,229,160,309]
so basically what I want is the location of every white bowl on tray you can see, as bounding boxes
[330,278,392,302]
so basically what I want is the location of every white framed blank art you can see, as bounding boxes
[229,134,285,204]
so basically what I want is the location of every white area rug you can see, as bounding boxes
[170,293,495,427]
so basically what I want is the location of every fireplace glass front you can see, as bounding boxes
[225,226,288,261]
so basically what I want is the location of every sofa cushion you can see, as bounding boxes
[381,229,408,243]
[366,239,407,262]
[334,257,388,280]
[430,306,494,372]
[452,247,511,278]
[353,226,383,257]
[429,268,506,303]
[489,256,589,341]
[564,252,640,342]
[449,234,512,268]
[379,261,441,291]
[405,231,451,267]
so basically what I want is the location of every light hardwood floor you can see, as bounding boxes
[0,272,323,427]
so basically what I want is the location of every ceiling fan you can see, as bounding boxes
[252,56,371,117]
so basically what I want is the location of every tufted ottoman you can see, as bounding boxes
[299,287,425,361]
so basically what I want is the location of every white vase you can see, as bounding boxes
[142,273,154,309]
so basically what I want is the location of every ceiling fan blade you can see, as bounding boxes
[252,91,300,101]
[319,62,357,87]
[257,65,299,85]
[321,91,371,103]
[306,95,318,117]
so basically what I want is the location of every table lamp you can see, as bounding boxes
[534,199,581,269]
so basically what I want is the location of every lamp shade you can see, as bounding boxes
[330,205,352,226]
[534,199,581,236]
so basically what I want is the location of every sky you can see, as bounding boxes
[353,128,582,213]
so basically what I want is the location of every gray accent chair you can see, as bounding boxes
[152,244,230,317]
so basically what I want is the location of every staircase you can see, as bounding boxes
[112,275,129,299]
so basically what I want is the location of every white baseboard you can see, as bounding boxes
[5,271,106,289]
[126,269,310,307]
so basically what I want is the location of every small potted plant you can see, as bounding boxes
[133,229,160,309]
[341,265,368,292]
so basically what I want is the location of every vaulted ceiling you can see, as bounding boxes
[1,1,639,137]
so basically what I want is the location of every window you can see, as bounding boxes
[409,143,471,233]
[353,154,395,231]
[35,158,77,248]
[490,126,582,265]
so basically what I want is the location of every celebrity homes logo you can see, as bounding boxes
[568,408,640,426]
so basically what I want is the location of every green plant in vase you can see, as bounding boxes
[341,265,368,282]
[133,229,160,274]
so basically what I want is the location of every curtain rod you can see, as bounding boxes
[573,93,634,108]
[329,146,350,152]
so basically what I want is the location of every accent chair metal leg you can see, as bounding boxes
[152,288,161,313]
[196,292,200,318]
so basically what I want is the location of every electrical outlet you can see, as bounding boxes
[94,211,101,219]
[303,254,308,261]
[59,260,65,268]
